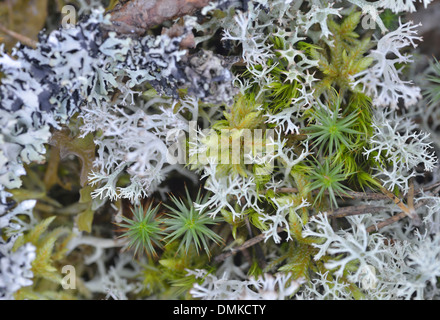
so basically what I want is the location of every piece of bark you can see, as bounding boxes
[161,24,195,48]
[107,0,210,35]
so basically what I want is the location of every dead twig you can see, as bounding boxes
[379,186,415,218]
[323,205,387,219]
[421,180,440,193]
[244,217,266,269]
[214,227,283,263]
[366,212,407,233]
[0,24,37,48]
[365,184,415,233]
[365,180,440,233]
[264,180,440,200]
[262,187,389,200]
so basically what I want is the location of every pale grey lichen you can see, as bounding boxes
[0,236,36,300]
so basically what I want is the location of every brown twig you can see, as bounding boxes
[214,227,283,263]
[365,184,414,233]
[244,217,266,269]
[323,205,388,219]
[366,212,407,233]
[421,180,440,193]
[379,186,415,218]
[0,24,37,48]
[365,180,440,233]
[264,180,440,200]
[364,194,429,233]
[262,187,389,200]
